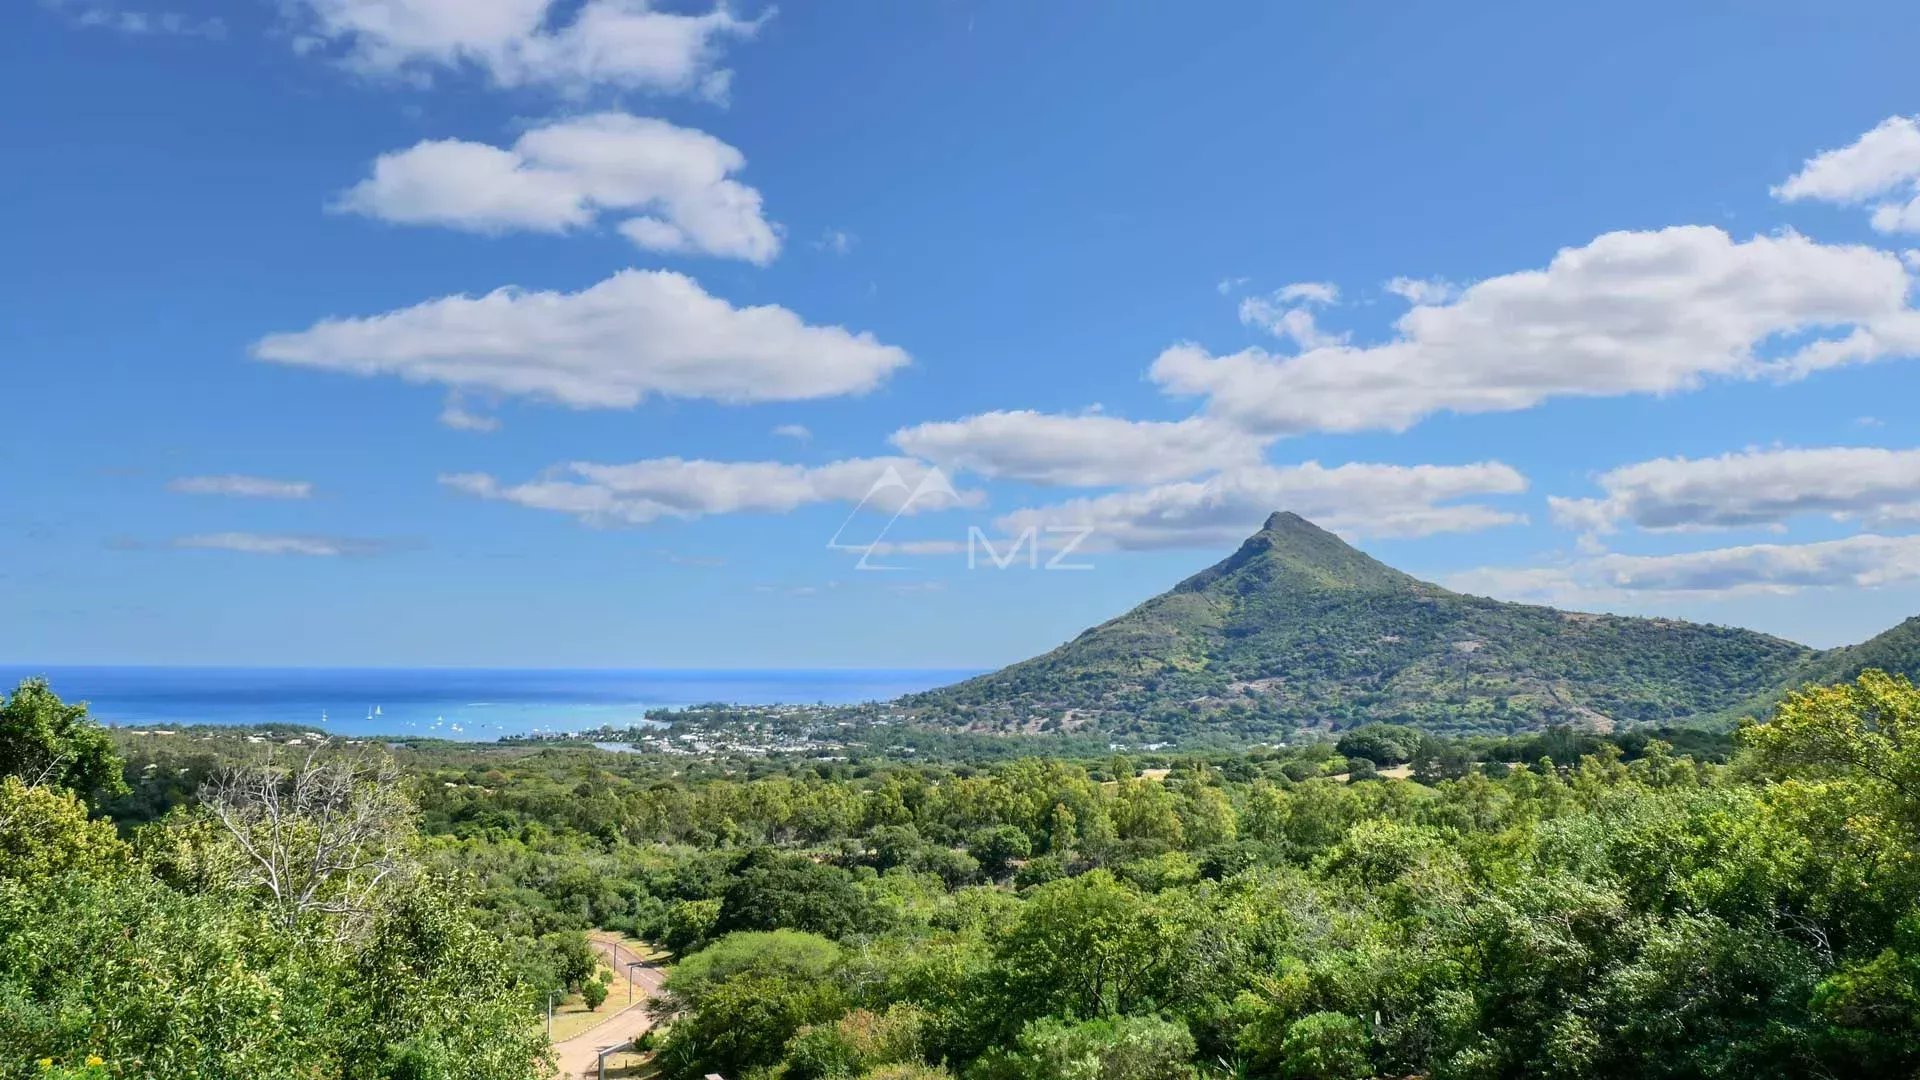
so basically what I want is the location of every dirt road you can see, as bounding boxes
[551,936,666,1079]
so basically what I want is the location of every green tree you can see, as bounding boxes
[713,849,874,939]
[0,678,125,800]
[1743,670,1920,832]
[999,871,1172,1019]
[662,897,722,956]
[968,825,1033,880]
[0,776,127,886]
[1335,723,1420,766]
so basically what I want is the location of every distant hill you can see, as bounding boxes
[907,512,1918,739]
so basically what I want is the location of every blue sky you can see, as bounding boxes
[7,0,1920,668]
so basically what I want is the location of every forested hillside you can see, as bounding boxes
[11,670,1920,1078]
[911,513,1917,739]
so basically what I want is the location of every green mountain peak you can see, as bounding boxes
[1177,511,1414,594]
[911,512,1920,739]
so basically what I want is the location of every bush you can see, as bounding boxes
[1012,854,1067,890]
[1002,1015,1196,1080]
[1278,1012,1370,1080]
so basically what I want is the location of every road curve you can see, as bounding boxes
[551,936,666,1079]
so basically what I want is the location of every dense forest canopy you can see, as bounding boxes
[6,668,1920,1078]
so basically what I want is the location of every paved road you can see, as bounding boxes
[552,936,666,1079]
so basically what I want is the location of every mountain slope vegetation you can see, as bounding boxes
[911,512,1915,738]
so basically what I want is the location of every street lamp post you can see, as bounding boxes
[627,960,645,1004]
[546,989,564,1040]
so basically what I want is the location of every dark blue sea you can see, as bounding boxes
[0,667,977,742]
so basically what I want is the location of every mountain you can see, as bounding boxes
[908,512,1918,739]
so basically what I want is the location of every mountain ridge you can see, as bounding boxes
[908,512,1909,739]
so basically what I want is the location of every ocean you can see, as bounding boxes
[0,666,978,741]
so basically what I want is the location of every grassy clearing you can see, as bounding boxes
[547,957,628,1043]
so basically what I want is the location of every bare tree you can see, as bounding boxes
[200,747,416,932]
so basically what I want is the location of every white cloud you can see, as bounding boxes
[994,460,1528,551]
[1595,534,1920,592]
[1155,227,1920,436]
[1276,281,1339,304]
[1237,281,1347,351]
[41,0,223,37]
[814,230,855,255]
[1550,446,1920,534]
[1775,115,1920,233]
[252,269,909,410]
[1215,276,1250,295]
[167,475,314,499]
[1872,200,1920,235]
[438,397,501,432]
[771,423,812,442]
[1441,565,1602,607]
[284,0,764,99]
[335,114,779,263]
[890,411,1265,487]
[443,456,982,525]
[173,533,385,556]
[1450,532,1920,603]
[1384,275,1459,305]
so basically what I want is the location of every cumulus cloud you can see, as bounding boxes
[283,0,765,100]
[1237,281,1347,350]
[167,475,314,499]
[890,411,1265,487]
[993,461,1527,551]
[443,456,982,525]
[1450,533,1920,604]
[1774,115,1920,234]
[1594,535,1920,592]
[1550,446,1920,534]
[334,114,779,263]
[251,269,909,411]
[173,533,387,556]
[1154,227,1920,436]
[1384,275,1459,305]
